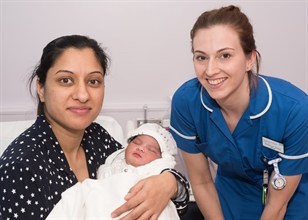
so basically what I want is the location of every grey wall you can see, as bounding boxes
[1,0,307,129]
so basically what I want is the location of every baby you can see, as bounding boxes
[47,123,179,220]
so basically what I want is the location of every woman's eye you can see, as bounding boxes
[89,79,100,85]
[88,79,104,87]
[195,55,207,61]
[59,78,73,84]
[220,53,231,59]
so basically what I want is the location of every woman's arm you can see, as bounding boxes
[0,162,50,219]
[160,167,190,215]
[181,150,224,220]
[111,169,189,219]
[261,174,301,220]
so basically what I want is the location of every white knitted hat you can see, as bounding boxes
[127,123,177,158]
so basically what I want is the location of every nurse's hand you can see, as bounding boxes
[111,172,177,220]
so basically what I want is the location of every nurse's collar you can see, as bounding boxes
[200,76,272,120]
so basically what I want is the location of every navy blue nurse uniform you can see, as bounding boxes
[170,75,308,220]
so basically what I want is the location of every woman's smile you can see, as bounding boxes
[67,106,92,115]
[207,77,227,86]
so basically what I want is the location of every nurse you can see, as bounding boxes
[170,5,308,220]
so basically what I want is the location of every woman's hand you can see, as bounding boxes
[111,172,177,220]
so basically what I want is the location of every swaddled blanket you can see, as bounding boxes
[47,149,180,220]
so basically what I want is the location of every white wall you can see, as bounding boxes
[1,0,307,129]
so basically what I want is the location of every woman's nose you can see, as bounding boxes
[206,58,219,76]
[73,83,89,103]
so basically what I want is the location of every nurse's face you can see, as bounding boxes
[192,25,255,103]
[37,47,105,134]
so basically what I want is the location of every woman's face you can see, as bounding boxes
[192,25,255,103]
[125,135,162,167]
[37,47,105,134]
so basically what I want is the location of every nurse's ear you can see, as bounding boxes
[246,50,257,72]
[36,78,45,103]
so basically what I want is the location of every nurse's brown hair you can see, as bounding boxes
[190,5,261,89]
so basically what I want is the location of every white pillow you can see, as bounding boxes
[0,120,34,154]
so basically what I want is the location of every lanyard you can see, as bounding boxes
[262,156,269,205]
[262,168,269,205]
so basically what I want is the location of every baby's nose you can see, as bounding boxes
[137,146,145,153]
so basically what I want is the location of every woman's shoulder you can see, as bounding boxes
[175,77,201,93]
[84,122,122,152]
[260,75,308,116]
[262,75,307,100]
[173,77,201,101]
[85,122,116,142]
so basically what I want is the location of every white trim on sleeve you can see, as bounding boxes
[169,126,196,140]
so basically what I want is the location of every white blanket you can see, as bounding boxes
[47,151,179,220]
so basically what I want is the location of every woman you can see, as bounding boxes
[0,35,189,219]
[170,5,308,220]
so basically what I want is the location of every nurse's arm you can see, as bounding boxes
[181,150,224,220]
[261,174,302,220]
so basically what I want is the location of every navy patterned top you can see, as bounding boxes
[0,115,189,219]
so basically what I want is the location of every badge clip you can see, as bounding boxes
[268,158,286,190]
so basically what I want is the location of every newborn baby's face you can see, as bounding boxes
[125,135,161,167]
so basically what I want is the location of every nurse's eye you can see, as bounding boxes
[219,53,231,60]
[194,55,208,61]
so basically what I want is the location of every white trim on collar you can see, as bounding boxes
[200,76,272,119]
[250,76,272,119]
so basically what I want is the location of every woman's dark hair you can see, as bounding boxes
[190,5,261,89]
[28,35,110,115]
